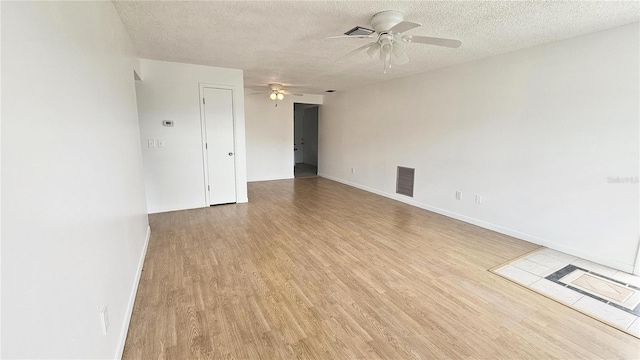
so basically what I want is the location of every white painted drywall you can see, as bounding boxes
[245,93,323,182]
[0,3,4,356]
[319,23,639,272]
[135,59,248,213]
[302,107,319,166]
[2,2,149,358]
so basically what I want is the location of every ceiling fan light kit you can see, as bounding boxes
[332,10,462,73]
[269,90,285,101]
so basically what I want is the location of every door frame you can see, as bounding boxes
[293,106,304,165]
[198,83,238,206]
[293,103,320,175]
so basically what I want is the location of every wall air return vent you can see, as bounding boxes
[396,166,415,197]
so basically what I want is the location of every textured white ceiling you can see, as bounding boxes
[114,1,639,93]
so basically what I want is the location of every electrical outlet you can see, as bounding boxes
[475,195,482,204]
[147,139,154,148]
[100,306,109,335]
[455,191,462,200]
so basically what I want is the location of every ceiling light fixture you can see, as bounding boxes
[269,90,285,101]
[269,89,285,107]
[268,89,285,107]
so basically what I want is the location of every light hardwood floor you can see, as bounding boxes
[123,178,640,359]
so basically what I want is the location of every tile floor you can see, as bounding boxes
[493,248,640,338]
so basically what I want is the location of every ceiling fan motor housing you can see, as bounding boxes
[371,10,404,33]
[379,33,394,45]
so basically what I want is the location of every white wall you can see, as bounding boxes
[2,2,150,358]
[245,93,322,181]
[135,59,248,213]
[319,23,639,273]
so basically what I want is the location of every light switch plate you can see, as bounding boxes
[100,306,109,335]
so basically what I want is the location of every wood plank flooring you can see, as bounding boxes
[123,178,640,359]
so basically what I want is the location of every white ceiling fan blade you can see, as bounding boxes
[388,21,421,34]
[404,35,462,48]
[335,42,376,63]
[393,52,409,65]
[367,42,380,59]
[326,35,375,40]
[249,91,268,95]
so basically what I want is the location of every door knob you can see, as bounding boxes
[228,152,234,156]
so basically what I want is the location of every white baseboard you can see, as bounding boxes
[149,198,252,213]
[319,173,634,273]
[247,176,294,183]
[148,204,205,214]
[114,225,151,359]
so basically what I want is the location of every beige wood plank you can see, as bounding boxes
[123,178,639,359]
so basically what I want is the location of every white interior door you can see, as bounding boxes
[203,87,236,205]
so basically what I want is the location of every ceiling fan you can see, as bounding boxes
[330,10,462,73]
[250,83,303,100]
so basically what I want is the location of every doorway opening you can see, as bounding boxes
[293,103,319,178]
